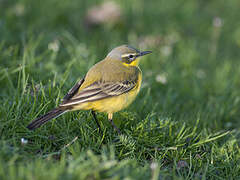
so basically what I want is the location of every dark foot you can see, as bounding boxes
[109,119,121,134]
[91,110,102,134]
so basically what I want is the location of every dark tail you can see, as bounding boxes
[27,108,68,130]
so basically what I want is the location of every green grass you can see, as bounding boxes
[1,0,240,179]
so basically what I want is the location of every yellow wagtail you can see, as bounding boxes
[27,45,152,133]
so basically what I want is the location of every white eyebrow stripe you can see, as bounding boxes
[121,53,137,58]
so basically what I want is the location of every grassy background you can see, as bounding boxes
[1,0,240,179]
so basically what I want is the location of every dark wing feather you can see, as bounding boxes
[62,77,85,103]
[60,80,137,107]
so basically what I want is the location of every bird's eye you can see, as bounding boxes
[128,54,135,60]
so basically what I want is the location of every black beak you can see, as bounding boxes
[139,51,152,57]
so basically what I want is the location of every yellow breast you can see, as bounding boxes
[73,73,142,113]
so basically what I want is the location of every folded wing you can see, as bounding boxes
[60,80,137,107]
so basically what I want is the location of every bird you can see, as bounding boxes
[27,45,152,133]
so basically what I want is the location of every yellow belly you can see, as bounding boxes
[72,79,141,114]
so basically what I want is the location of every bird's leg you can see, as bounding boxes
[108,113,121,134]
[91,110,102,133]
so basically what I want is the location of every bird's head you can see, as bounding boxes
[106,45,152,67]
